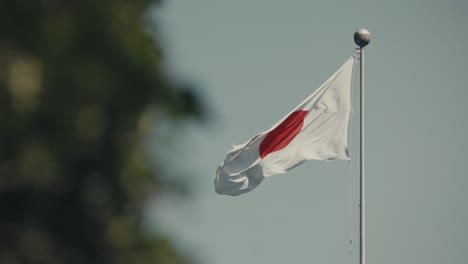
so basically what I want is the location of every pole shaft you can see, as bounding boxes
[359,48,366,264]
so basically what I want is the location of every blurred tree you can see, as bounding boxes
[0,1,200,263]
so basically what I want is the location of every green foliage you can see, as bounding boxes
[0,1,200,263]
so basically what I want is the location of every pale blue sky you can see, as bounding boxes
[146,1,468,263]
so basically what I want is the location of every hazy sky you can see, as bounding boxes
[147,1,468,264]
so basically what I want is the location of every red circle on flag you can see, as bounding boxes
[259,110,308,159]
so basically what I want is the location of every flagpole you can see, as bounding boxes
[354,29,370,264]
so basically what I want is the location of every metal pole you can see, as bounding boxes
[354,28,370,264]
[359,47,366,264]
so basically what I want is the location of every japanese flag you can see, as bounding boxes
[215,56,355,196]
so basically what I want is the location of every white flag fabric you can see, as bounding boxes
[215,56,355,196]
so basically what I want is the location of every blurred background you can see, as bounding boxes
[3,1,468,264]
[0,1,202,263]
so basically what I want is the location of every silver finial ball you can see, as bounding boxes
[354,29,371,47]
